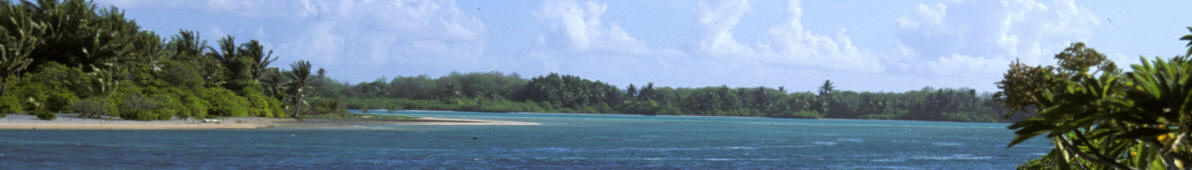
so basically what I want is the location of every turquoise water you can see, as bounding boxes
[0,110,1050,169]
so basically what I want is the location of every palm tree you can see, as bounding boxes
[817,80,835,114]
[0,5,43,96]
[207,35,237,63]
[238,40,277,80]
[1182,27,1192,57]
[259,67,285,99]
[285,60,312,120]
[201,35,240,87]
[166,30,207,60]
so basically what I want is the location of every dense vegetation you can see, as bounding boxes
[1000,29,1192,169]
[312,71,1011,122]
[0,0,315,120]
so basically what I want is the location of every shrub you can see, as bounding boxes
[32,109,54,120]
[43,90,78,112]
[158,59,205,88]
[7,62,85,113]
[309,97,347,114]
[155,94,187,119]
[0,95,22,115]
[23,62,90,97]
[243,91,282,117]
[201,88,249,117]
[69,97,118,118]
[10,80,77,113]
[168,88,209,119]
[117,93,174,121]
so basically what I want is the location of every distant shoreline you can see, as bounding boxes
[378,109,1007,123]
[0,113,538,130]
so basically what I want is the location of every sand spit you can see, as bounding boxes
[0,114,537,130]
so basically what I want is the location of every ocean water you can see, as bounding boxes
[0,110,1050,169]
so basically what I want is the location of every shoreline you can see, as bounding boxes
[0,113,538,130]
[392,109,1009,123]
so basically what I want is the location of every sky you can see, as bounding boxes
[95,0,1192,92]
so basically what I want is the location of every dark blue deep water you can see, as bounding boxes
[0,110,1050,169]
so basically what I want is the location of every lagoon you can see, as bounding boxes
[0,110,1049,169]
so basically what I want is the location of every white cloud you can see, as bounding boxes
[103,0,306,18]
[897,3,946,28]
[277,0,487,67]
[925,54,1010,77]
[895,0,1099,77]
[102,0,487,68]
[764,0,882,72]
[693,0,754,58]
[535,0,650,54]
[691,0,882,73]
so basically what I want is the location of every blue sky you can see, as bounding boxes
[96,0,1192,92]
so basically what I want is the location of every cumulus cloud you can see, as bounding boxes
[103,0,309,18]
[534,0,650,54]
[895,0,1100,77]
[693,0,754,58]
[764,0,881,72]
[101,0,487,74]
[691,0,882,73]
[283,0,486,66]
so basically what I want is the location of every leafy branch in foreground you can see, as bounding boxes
[1002,30,1192,169]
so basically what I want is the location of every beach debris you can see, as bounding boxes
[203,119,221,123]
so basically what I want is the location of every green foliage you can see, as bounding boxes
[172,89,208,119]
[243,90,283,118]
[201,88,249,117]
[1055,42,1117,74]
[0,0,292,122]
[117,93,176,120]
[285,60,312,119]
[16,0,142,73]
[0,1,43,97]
[0,94,21,115]
[1181,27,1192,57]
[5,62,89,113]
[315,71,1004,122]
[240,40,277,80]
[69,97,116,118]
[158,59,205,88]
[33,109,53,120]
[999,40,1192,169]
[517,73,621,108]
[308,97,347,114]
[43,89,77,112]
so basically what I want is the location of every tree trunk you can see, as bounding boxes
[0,77,8,97]
[290,97,304,121]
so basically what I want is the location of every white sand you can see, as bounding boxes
[0,114,284,130]
[0,113,537,130]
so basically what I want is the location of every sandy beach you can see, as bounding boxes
[0,113,537,130]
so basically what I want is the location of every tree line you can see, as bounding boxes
[0,0,314,120]
[314,72,1011,122]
